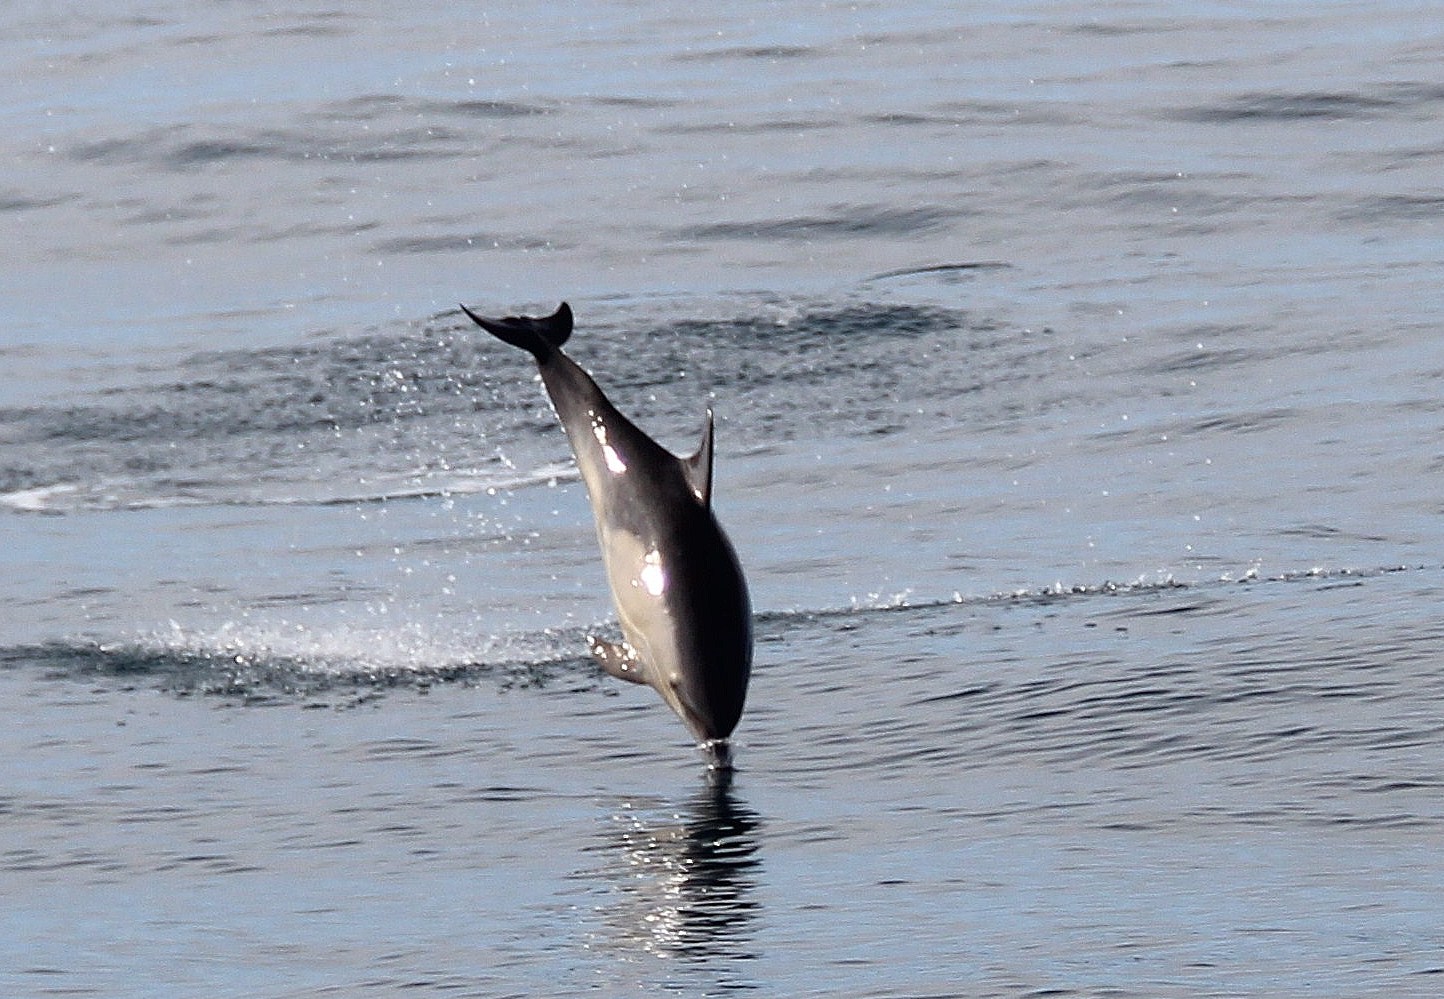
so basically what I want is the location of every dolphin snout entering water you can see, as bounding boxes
[462,302,753,768]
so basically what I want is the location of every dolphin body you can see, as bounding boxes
[462,302,752,768]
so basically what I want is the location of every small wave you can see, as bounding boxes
[372,231,563,255]
[674,44,816,63]
[862,261,1012,283]
[331,94,556,121]
[0,462,579,515]
[1169,88,1425,124]
[1337,194,1444,224]
[674,205,956,242]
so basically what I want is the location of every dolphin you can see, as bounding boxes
[461,302,752,768]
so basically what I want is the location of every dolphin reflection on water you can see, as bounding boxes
[462,302,753,769]
[586,784,762,962]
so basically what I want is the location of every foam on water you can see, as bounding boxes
[8,620,598,705]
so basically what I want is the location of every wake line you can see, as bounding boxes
[0,462,581,515]
[0,634,600,704]
[756,561,1441,626]
[6,563,1433,703]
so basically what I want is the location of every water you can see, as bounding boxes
[4,2,1444,995]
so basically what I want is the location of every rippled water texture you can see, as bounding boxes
[4,2,1444,996]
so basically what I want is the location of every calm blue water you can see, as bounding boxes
[4,2,1444,996]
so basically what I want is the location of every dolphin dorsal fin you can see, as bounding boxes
[460,301,573,359]
[682,409,715,507]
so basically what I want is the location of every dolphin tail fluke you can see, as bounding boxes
[682,408,715,507]
[460,301,573,359]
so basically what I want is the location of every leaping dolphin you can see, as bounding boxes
[461,302,752,769]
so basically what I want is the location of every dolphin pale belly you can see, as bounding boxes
[462,302,752,765]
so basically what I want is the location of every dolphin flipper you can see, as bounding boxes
[588,635,651,685]
[460,302,573,359]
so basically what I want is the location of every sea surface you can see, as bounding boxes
[4,2,1444,996]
